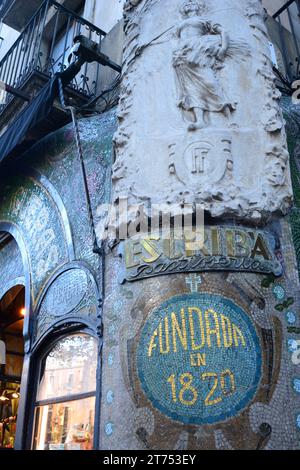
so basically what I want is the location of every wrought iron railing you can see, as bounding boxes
[273,0,300,91]
[0,0,106,112]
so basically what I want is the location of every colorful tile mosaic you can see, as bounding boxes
[273,285,285,301]
[108,353,114,367]
[288,339,298,353]
[287,311,297,325]
[137,293,262,425]
[105,423,114,436]
[106,390,114,404]
[293,379,300,394]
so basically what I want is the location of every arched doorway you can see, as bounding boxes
[0,285,25,449]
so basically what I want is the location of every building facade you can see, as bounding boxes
[0,0,299,451]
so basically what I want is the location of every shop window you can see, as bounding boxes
[32,333,98,451]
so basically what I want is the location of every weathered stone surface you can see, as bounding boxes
[113,0,293,223]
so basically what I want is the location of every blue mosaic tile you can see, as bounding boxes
[286,311,296,324]
[109,324,116,335]
[108,353,114,367]
[105,423,114,436]
[293,379,300,394]
[288,339,298,353]
[137,293,262,425]
[106,390,114,404]
[273,285,285,300]
[297,415,300,430]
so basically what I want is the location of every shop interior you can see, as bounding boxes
[0,285,25,449]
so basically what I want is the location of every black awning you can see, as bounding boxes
[0,62,80,165]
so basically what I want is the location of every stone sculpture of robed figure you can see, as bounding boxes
[173,0,248,130]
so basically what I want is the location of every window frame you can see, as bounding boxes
[29,327,101,451]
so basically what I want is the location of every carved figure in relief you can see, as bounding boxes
[265,145,289,186]
[173,0,249,130]
[124,0,142,11]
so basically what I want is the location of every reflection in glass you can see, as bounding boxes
[33,334,98,451]
[37,335,97,401]
[33,397,95,450]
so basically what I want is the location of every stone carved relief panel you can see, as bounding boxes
[169,130,233,190]
[113,0,293,223]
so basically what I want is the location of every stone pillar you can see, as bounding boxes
[100,0,300,450]
[113,0,292,220]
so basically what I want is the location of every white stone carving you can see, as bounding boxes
[169,129,233,190]
[113,0,293,224]
[173,1,250,131]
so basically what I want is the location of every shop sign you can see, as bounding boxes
[120,225,281,283]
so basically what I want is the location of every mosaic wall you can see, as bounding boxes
[0,238,24,299]
[20,110,117,275]
[97,96,300,451]
[0,110,116,341]
[0,95,299,449]
[136,293,262,426]
[282,96,300,281]
[0,173,70,300]
[34,266,99,342]
[101,215,300,450]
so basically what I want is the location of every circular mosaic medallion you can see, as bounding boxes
[137,293,262,425]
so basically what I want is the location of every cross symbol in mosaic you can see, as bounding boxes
[185,273,202,293]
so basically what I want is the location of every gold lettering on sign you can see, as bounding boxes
[163,233,182,260]
[171,309,188,353]
[125,240,142,268]
[205,309,221,348]
[234,230,251,258]
[220,314,233,348]
[159,317,170,354]
[211,227,221,256]
[147,307,247,357]
[190,353,206,367]
[232,325,246,347]
[188,307,205,350]
[140,236,161,263]
[225,230,235,257]
[148,329,158,357]
[251,234,271,260]
[124,226,274,272]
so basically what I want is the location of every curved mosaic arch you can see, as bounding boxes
[0,171,74,303]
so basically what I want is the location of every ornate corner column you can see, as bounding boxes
[100,0,300,450]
